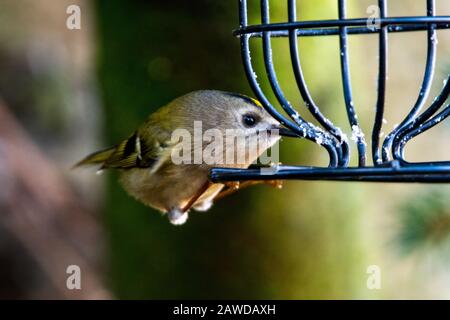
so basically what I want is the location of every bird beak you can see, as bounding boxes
[270,125,299,138]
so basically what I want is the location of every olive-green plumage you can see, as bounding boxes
[76,90,282,225]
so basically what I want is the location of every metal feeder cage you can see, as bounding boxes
[210,0,450,183]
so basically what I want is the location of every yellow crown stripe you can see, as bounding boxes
[250,98,263,108]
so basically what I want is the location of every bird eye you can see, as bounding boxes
[242,114,258,127]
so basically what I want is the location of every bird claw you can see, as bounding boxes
[265,179,283,189]
[224,181,240,190]
[193,200,213,212]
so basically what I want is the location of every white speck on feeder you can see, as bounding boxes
[431,34,439,45]
[291,113,301,125]
[335,127,348,144]
[351,125,365,143]
[340,133,349,144]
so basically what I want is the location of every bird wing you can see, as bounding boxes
[75,106,177,171]
[102,124,173,170]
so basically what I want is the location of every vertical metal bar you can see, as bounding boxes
[260,0,307,126]
[261,0,301,122]
[400,75,450,133]
[371,0,388,165]
[382,0,437,162]
[338,0,367,166]
[287,0,350,167]
[238,0,338,167]
[238,0,247,27]
[393,76,450,159]
[261,0,337,149]
[396,103,450,154]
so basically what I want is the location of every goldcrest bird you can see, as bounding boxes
[75,90,289,225]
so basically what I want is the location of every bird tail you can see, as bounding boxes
[73,147,115,169]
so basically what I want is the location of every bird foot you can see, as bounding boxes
[193,200,213,212]
[167,207,189,225]
[224,181,241,190]
[265,179,283,189]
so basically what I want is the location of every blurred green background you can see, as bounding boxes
[0,0,450,299]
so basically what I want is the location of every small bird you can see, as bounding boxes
[75,90,288,225]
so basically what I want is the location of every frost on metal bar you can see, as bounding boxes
[210,0,450,183]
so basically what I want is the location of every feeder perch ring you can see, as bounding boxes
[210,0,450,183]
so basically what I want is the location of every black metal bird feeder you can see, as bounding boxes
[210,0,450,183]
